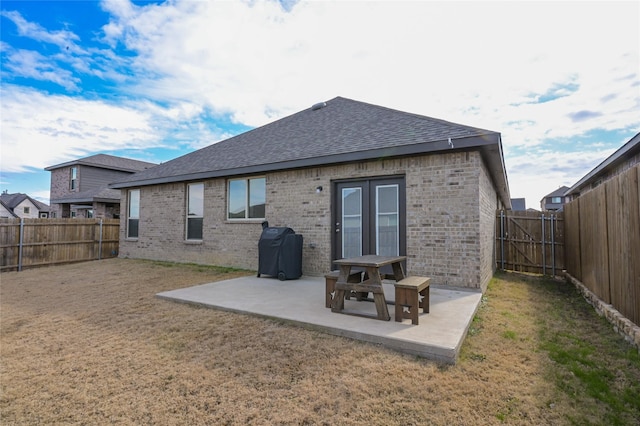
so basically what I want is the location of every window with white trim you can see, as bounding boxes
[186,183,204,240]
[70,167,78,190]
[228,177,265,220]
[127,189,140,238]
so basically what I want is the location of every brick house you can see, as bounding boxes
[46,154,156,219]
[540,186,570,212]
[111,97,511,291]
[0,191,50,218]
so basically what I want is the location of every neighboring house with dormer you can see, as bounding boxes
[45,154,157,219]
[0,191,50,218]
[111,97,511,292]
[540,186,570,211]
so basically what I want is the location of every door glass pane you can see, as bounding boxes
[376,185,399,256]
[342,188,362,258]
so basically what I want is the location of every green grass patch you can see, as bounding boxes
[501,330,517,340]
[536,278,640,425]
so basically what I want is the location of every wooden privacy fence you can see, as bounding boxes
[496,210,565,276]
[564,165,640,327]
[0,218,120,272]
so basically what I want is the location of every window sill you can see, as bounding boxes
[184,240,203,245]
[225,219,265,224]
[124,237,138,242]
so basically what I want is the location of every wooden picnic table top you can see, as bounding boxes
[333,255,406,268]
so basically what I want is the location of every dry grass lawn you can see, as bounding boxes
[1,258,639,425]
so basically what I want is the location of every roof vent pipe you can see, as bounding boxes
[311,102,327,111]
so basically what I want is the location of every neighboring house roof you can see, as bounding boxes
[51,187,122,204]
[45,153,157,172]
[0,199,19,217]
[32,198,50,212]
[565,132,640,197]
[0,192,49,212]
[111,96,511,206]
[543,186,570,199]
[510,198,526,211]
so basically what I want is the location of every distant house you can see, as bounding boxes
[0,191,50,218]
[565,132,640,200]
[45,154,156,219]
[540,186,570,211]
[510,198,526,211]
[111,97,511,292]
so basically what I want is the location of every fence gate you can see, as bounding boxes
[496,210,564,276]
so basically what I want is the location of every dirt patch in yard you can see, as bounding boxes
[1,259,639,425]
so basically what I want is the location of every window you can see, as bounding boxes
[23,207,30,214]
[186,183,204,240]
[87,209,94,218]
[70,167,78,190]
[228,177,265,219]
[127,189,140,238]
[551,196,562,204]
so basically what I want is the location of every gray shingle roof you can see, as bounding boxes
[543,186,571,198]
[0,192,49,211]
[110,96,510,205]
[50,187,122,204]
[45,154,157,172]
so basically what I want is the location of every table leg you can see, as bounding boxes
[391,261,405,281]
[365,266,390,321]
[331,265,351,312]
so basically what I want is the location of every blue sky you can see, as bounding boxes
[1,0,638,209]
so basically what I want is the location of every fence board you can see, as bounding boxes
[605,167,640,325]
[0,218,119,272]
[564,200,581,281]
[578,188,611,303]
[564,164,640,327]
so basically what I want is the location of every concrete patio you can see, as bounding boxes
[156,275,483,364]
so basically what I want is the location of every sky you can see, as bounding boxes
[1,0,638,210]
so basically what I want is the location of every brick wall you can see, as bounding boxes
[478,156,500,292]
[49,168,71,218]
[119,151,500,290]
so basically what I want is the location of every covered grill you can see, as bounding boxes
[257,223,303,280]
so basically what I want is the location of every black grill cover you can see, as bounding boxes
[257,227,302,280]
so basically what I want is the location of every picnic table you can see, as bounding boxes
[330,255,406,321]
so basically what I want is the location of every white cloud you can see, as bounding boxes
[1,0,638,209]
[0,10,80,49]
[1,45,81,91]
[506,146,618,209]
[92,0,639,134]
[0,85,160,172]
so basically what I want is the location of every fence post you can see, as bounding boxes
[98,219,103,261]
[500,210,505,270]
[550,214,556,277]
[18,218,24,272]
[541,213,546,275]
